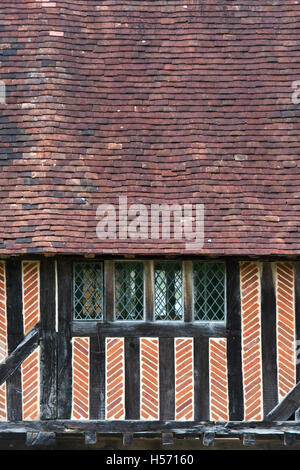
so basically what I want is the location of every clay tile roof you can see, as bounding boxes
[0,0,300,256]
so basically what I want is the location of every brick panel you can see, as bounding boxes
[209,338,229,422]
[106,337,125,420]
[140,337,159,420]
[22,261,40,335]
[21,348,40,421]
[240,261,263,421]
[276,262,296,401]
[175,338,194,421]
[72,337,90,420]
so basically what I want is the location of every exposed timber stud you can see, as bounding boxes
[125,337,140,420]
[6,259,23,421]
[261,262,278,416]
[57,259,73,419]
[89,336,104,420]
[183,261,193,322]
[159,337,175,421]
[227,261,244,421]
[104,261,114,321]
[194,337,209,421]
[144,260,154,321]
[40,257,57,420]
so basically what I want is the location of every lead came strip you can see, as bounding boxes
[0,261,7,420]
[175,338,194,421]
[209,338,229,422]
[276,262,296,402]
[106,337,125,420]
[140,337,159,420]
[72,337,90,420]
[240,261,263,421]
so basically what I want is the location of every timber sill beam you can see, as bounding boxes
[0,324,40,386]
[266,381,300,422]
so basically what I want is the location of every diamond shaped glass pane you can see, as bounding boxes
[193,262,225,321]
[74,263,103,320]
[154,262,183,321]
[115,262,144,321]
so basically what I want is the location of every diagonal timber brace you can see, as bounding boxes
[266,381,300,422]
[0,324,40,386]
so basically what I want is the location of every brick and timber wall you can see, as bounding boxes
[0,258,298,424]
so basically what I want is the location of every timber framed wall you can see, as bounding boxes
[0,256,299,438]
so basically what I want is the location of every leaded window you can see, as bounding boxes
[193,261,225,321]
[154,261,183,321]
[73,263,104,320]
[114,262,144,321]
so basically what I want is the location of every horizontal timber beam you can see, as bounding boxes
[0,324,40,386]
[72,321,227,338]
[0,421,300,436]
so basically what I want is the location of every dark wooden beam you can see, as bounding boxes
[162,432,174,445]
[226,261,244,421]
[159,337,175,420]
[194,337,209,421]
[125,337,140,420]
[123,433,134,446]
[40,258,57,419]
[104,260,114,321]
[90,321,226,339]
[243,433,255,446]
[57,259,73,419]
[0,325,40,386]
[85,432,97,445]
[266,380,300,422]
[26,432,56,447]
[89,336,104,420]
[144,260,154,321]
[203,432,215,446]
[183,261,193,322]
[1,419,300,435]
[284,433,296,446]
[6,258,24,421]
[261,262,278,416]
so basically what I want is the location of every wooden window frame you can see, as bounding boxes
[72,258,227,339]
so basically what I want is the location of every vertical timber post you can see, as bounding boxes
[226,260,244,421]
[57,258,73,419]
[261,262,278,416]
[6,258,23,421]
[40,257,57,419]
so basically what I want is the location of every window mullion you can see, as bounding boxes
[104,260,114,321]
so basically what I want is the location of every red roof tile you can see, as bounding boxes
[0,0,300,255]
